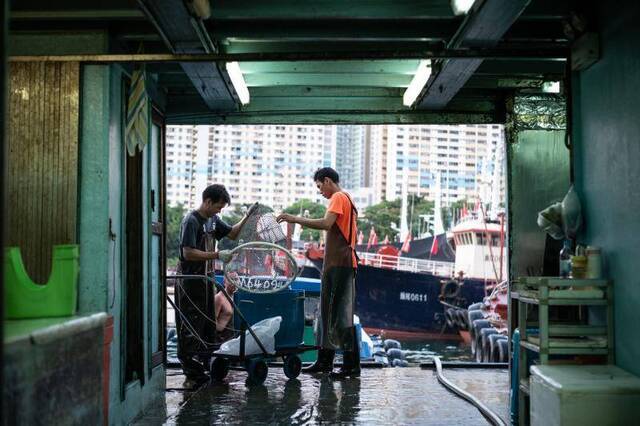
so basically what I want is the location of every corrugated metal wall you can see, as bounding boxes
[7,62,79,284]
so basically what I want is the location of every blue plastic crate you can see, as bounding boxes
[233,289,305,349]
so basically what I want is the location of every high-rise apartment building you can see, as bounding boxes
[165,124,505,212]
[206,125,331,210]
[335,125,366,190]
[167,125,334,211]
[166,126,198,208]
[369,124,505,206]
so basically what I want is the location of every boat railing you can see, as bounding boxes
[356,251,455,277]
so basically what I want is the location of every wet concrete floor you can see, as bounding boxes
[133,366,509,425]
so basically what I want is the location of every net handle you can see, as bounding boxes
[224,241,301,293]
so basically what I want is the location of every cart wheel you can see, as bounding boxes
[246,359,268,385]
[210,357,230,381]
[283,355,302,379]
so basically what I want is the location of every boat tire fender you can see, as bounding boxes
[383,339,401,350]
[386,348,404,360]
[479,328,499,363]
[488,334,506,363]
[467,302,484,311]
[470,319,491,355]
[440,279,461,300]
[467,310,484,331]
[498,338,509,363]
[455,309,469,330]
[445,308,457,329]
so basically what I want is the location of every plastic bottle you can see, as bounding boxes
[586,246,603,279]
[570,255,587,279]
[559,239,573,278]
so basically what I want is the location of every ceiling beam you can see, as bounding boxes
[203,17,564,41]
[8,46,568,62]
[10,9,145,20]
[417,0,533,110]
[165,110,498,125]
[137,0,239,111]
[207,0,457,20]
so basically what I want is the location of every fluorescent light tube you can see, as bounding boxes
[403,60,432,107]
[451,0,476,15]
[226,62,250,105]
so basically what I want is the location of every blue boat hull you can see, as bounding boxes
[354,265,486,339]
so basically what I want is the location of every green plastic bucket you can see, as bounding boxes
[4,244,79,319]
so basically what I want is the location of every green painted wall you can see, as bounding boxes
[573,2,640,374]
[508,130,569,279]
[81,64,165,425]
[78,66,111,314]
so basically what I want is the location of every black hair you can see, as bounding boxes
[313,167,340,184]
[202,184,231,205]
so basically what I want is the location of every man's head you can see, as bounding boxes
[201,184,231,217]
[313,167,340,199]
[225,272,239,294]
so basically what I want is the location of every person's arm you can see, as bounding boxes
[182,247,219,262]
[225,202,259,240]
[277,210,338,231]
[227,214,250,240]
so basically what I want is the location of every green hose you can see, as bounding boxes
[430,356,506,426]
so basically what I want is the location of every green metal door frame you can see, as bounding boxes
[1,1,8,421]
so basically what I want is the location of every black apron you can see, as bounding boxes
[318,193,358,350]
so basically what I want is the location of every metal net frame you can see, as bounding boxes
[223,204,297,293]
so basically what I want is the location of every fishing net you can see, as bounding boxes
[223,204,298,293]
[236,204,287,246]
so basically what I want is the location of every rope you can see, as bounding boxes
[430,356,506,426]
[173,280,243,333]
[166,294,217,347]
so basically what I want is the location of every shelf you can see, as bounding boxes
[513,293,608,306]
[549,325,607,336]
[520,338,609,355]
[518,277,609,288]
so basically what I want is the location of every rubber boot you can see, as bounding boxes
[331,327,361,379]
[303,349,335,374]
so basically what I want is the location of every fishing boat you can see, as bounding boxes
[301,215,505,341]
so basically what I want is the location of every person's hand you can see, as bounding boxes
[218,250,233,263]
[276,213,297,224]
[245,202,259,218]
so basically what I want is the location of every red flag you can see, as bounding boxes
[401,233,412,253]
[371,230,378,246]
[474,199,481,212]
[461,203,468,218]
[357,230,364,245]
[382,235,390,245]
[367,227,376,250]
[430,235,439,256]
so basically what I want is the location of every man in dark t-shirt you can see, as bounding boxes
[176,184,256,382]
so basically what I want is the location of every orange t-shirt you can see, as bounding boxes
[327,191,358,267]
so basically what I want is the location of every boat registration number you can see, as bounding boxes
[399,292,428,302]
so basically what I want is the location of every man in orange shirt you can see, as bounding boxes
[277,167,360,378]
